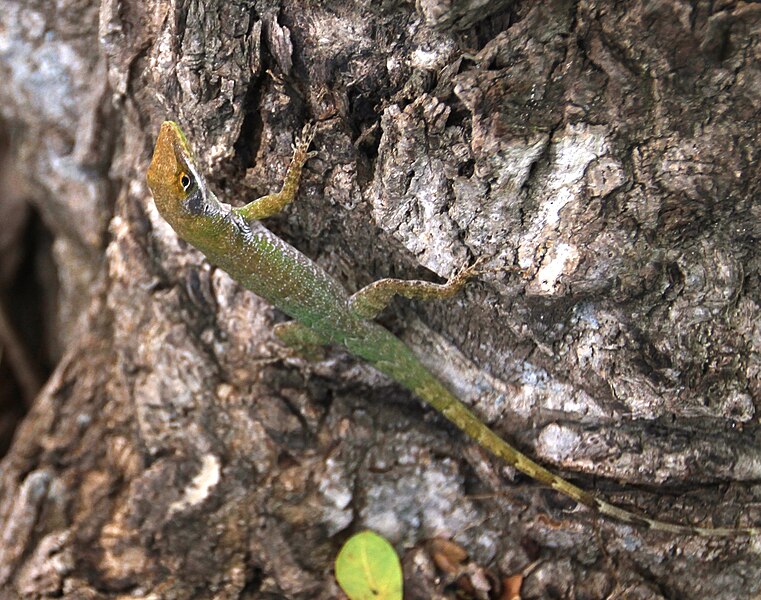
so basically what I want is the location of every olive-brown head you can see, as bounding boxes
[146,121,210,234]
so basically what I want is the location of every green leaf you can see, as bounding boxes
[335,530,403,600]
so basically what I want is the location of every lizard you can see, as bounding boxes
[146,119,758,538]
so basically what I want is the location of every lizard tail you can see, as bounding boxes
[411,375,759,537]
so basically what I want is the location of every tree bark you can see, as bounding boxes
[1,0,760,598]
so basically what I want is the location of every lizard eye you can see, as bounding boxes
[180,172,192,192]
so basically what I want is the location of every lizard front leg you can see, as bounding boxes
[234,123,317,221]
[273,321,328,361]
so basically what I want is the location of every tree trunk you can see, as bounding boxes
[1,0,760,598]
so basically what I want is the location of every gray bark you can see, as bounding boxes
[1,0,760,598]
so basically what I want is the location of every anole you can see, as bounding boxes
[146,120,757,537]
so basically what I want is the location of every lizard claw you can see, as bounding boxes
[456,255,528,282]
[455,255,489,280]
[294,122,317,153]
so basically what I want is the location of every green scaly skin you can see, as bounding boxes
[147,120,758,538]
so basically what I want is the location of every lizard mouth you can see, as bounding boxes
[146,121,195,207]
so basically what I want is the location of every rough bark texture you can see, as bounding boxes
[1,0,760,598]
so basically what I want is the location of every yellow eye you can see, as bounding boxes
[180,172,192,192]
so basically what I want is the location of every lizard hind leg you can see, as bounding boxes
[273,321,328,361]
[348,257,489,320]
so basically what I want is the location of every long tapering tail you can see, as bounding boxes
[411,375,759,537]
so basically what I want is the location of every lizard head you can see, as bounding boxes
[147,121,211,229]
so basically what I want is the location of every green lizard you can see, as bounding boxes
[146,120,757,538]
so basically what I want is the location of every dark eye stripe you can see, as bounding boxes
[185,187,205,214]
